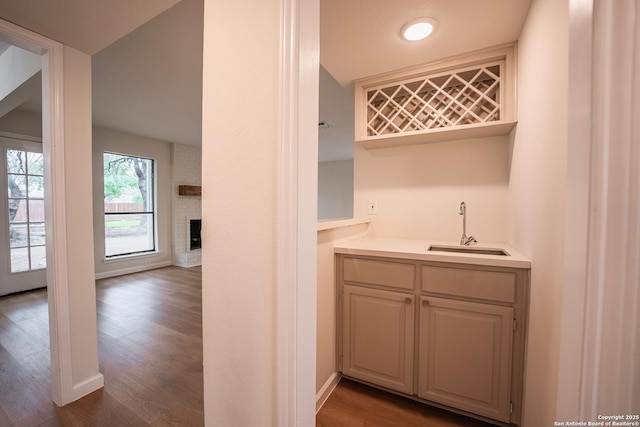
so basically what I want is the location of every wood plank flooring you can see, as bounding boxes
[316,378,496,427]
[0,266,203,427]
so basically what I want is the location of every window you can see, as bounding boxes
[103,153,155,257]
[6,149,46,272]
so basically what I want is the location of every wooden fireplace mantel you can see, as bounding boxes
[178,185,202,196]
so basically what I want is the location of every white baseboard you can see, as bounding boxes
[173,260,202,268]
[94,261,172,280]
[73,373,104,401]
[316,371,342,413]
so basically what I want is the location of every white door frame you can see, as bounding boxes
[559,0,640,418]
[0,19,74,405]
[276,0,319,424]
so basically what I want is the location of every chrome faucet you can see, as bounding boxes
[459,202,477,246]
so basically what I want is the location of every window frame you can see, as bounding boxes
[4,147,46,273]
[103,152,157,259]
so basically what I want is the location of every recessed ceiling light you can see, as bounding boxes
[401,18,437,41]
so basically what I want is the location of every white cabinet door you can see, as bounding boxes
[342,285,414,394]
[419,296,513,422]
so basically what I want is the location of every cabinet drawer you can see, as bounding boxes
[343,257,415,290]
[421,266,516,303]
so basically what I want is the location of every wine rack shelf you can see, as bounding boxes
[354,45,517,149]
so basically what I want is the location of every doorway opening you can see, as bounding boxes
[0,18,74,406]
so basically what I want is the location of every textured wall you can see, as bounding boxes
[354,136,510,244]
[201,0,279,424]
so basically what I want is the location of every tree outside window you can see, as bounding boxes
[103,153,155,257]
[6,149,46,272]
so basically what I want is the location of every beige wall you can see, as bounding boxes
[0,108,42,137]
[92,126,173,278]
[62,45,102,393]
[354,136,510,242]
[316,222,369,399]
[201,0,280,424]
[507,0,569,424]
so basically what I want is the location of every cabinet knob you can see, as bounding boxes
[405,297,412,304]
[422,300,429,307]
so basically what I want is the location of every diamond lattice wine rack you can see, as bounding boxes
[354,45,517,149]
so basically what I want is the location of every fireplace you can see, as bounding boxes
[189,219,201,250]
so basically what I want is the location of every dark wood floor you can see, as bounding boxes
[0,266,203,427]
[316,378,496,427]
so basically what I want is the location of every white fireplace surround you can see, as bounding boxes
[171,143,202,267]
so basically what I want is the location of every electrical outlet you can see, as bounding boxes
[368,199,378,215]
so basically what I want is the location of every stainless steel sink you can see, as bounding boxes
[428,245,510,256]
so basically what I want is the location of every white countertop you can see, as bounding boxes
[334,237,531,269]
[317,217,370,232]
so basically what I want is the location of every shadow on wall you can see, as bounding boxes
[318,65,355,221]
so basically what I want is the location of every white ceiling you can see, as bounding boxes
[0,0,182,55]
[91,0,203,146]
[0,0,532,158]
[321,0,531,91]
